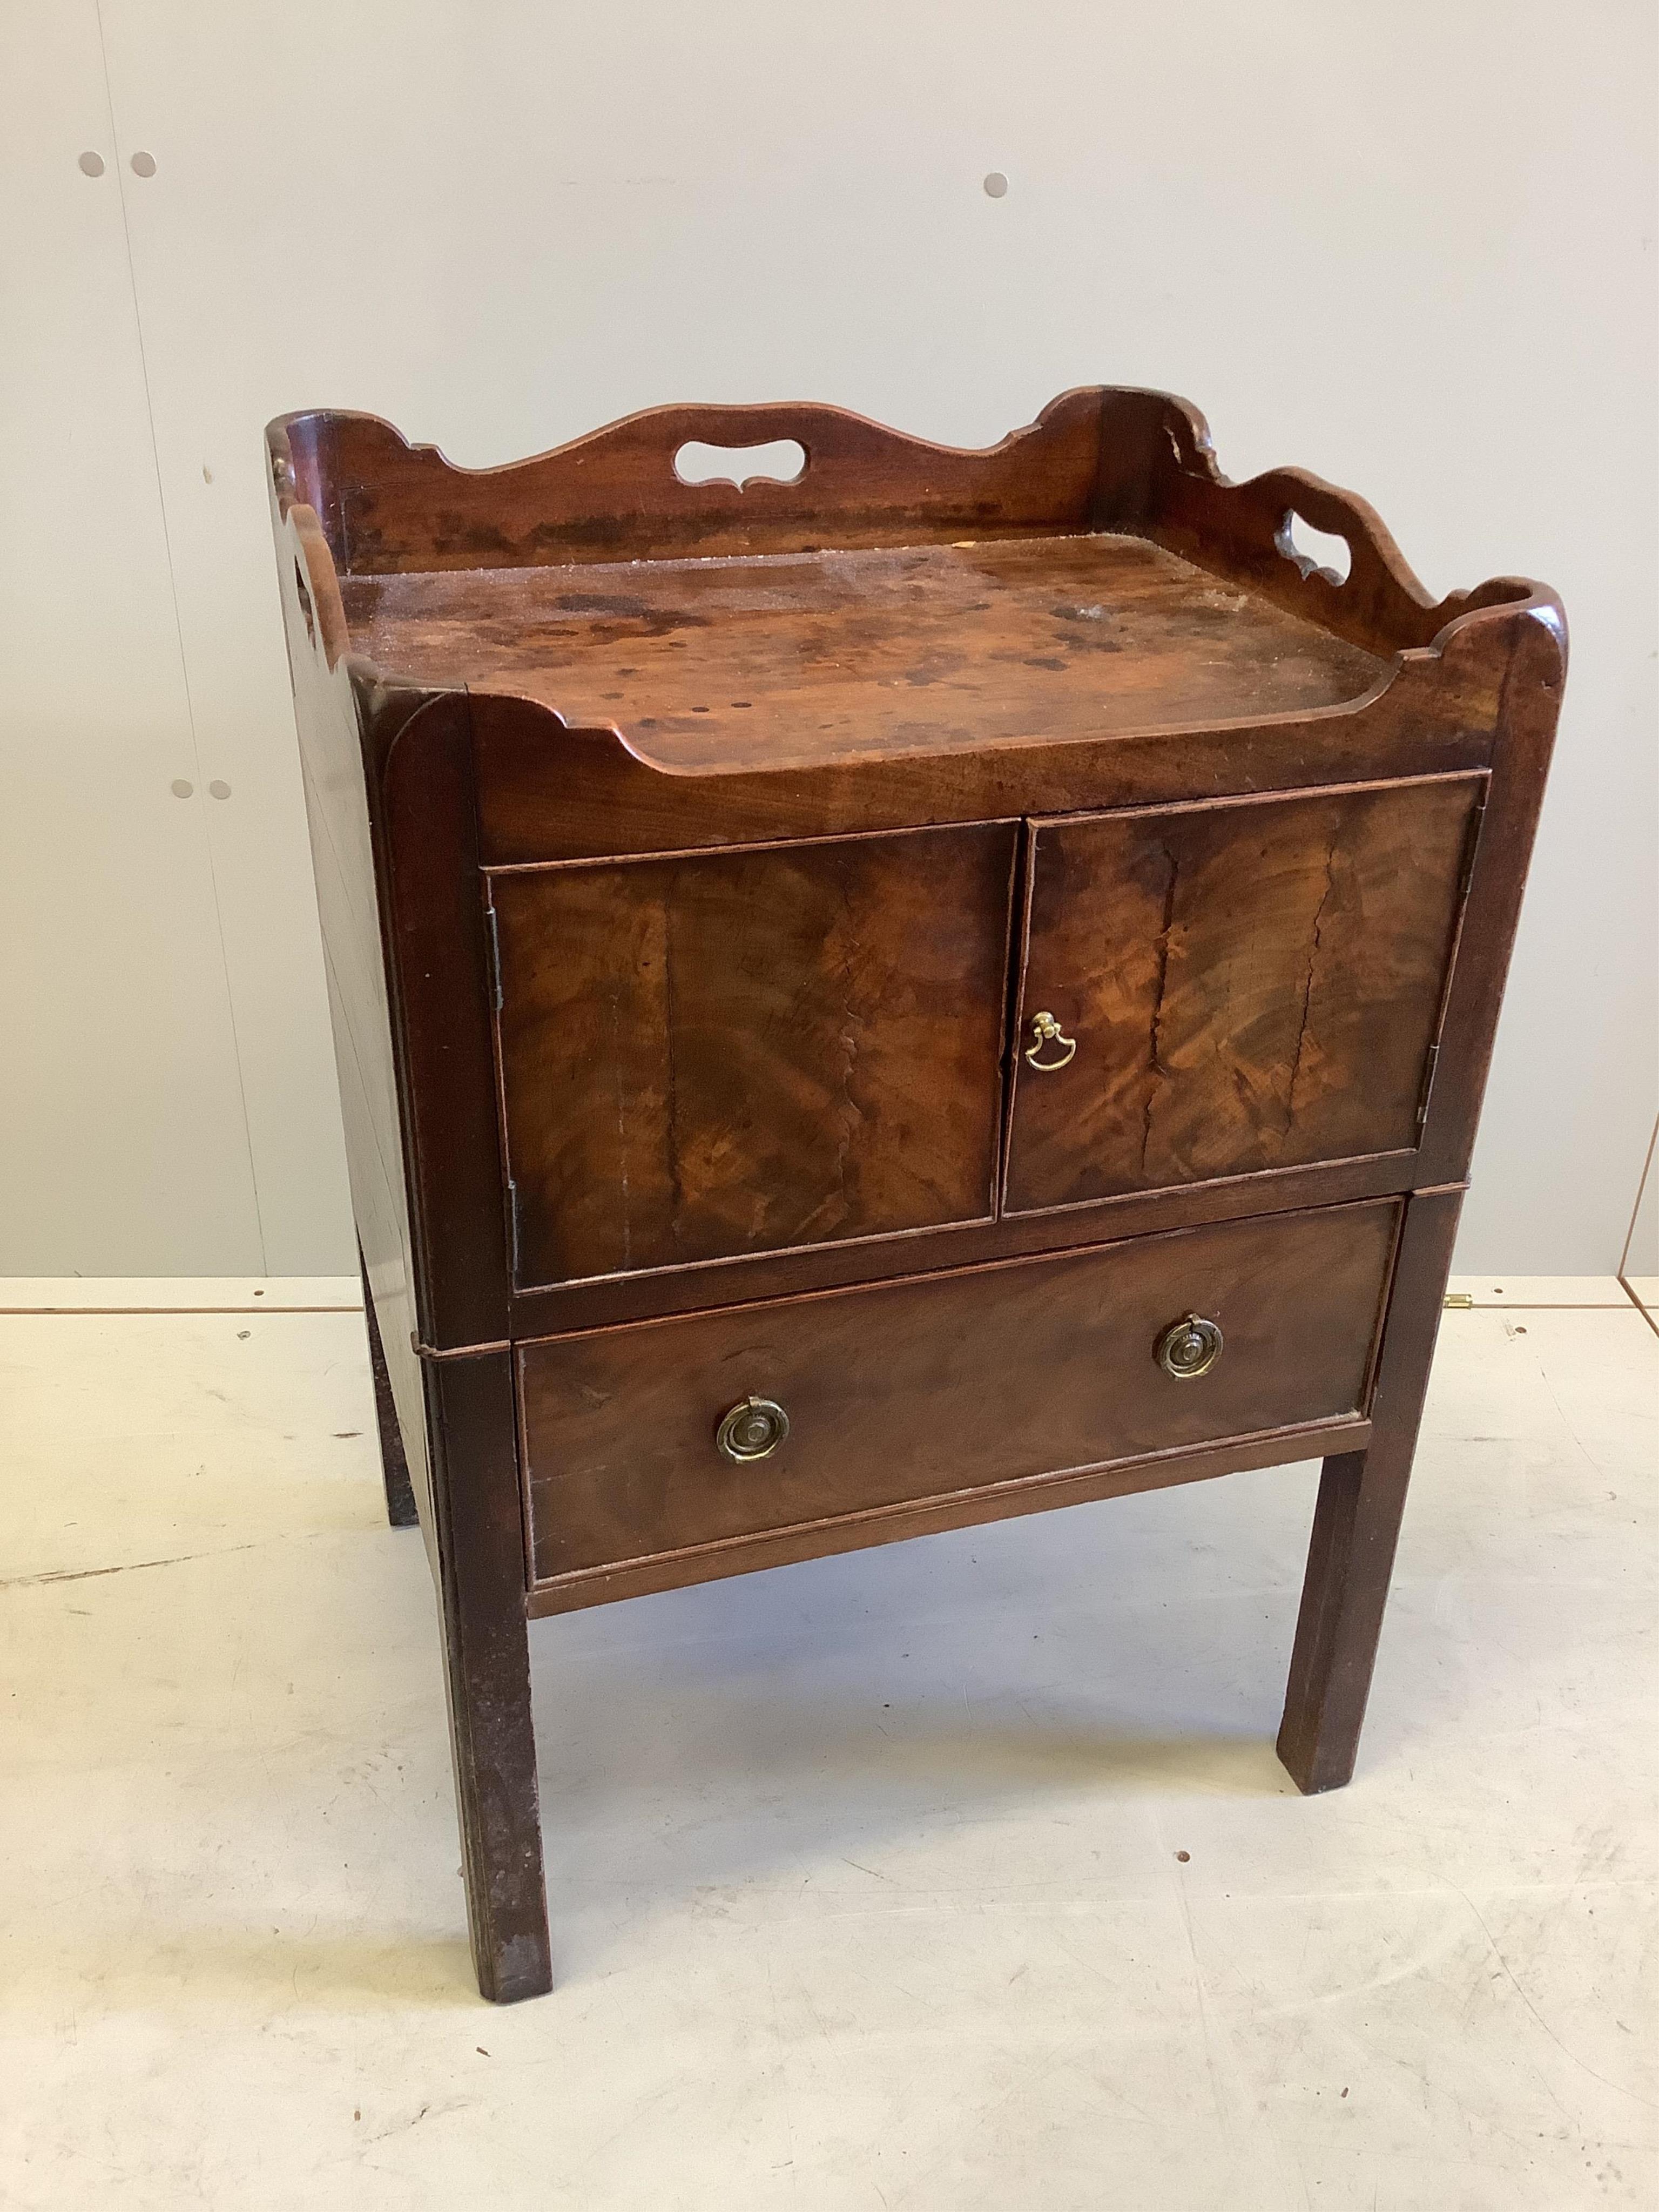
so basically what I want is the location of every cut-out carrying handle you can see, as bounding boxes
[565,395,1068,506]
[673,437,807,491]
[622,402,845,495]
[1276,507,1353,585]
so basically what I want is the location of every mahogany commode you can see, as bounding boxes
[266,389,1565,2001]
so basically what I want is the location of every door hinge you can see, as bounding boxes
[485,899,504,1012]
[1415,1042,1440,1134]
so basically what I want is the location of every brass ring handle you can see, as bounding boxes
[1024,1010,1077,1072]
[1156,1313,1224,1380]
[716,1394,790,1462]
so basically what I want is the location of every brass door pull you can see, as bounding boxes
[1156,1313,1224,1380]
[1024,1010,1077,1071]
[716,1394,790,1462]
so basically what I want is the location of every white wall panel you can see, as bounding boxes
[11,0,1657,1272]
[0,1,263,1272]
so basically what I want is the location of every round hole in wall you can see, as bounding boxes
[78,151,105,178]
[208,779,232,800]
[170,778,194,799]
[130,150,157,178]
[983,171,1009,199]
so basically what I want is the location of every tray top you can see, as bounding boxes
[338,532,1388,773]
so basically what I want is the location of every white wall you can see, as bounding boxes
[5,0,1655,1274]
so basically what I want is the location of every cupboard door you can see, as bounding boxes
[1005,775,1482,1215]
[492,825,1016,1285]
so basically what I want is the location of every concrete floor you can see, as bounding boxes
[2,1275,1655,2209]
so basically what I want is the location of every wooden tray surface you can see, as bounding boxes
[337,532,1387,773]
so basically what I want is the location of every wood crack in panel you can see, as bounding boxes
[1286,830,1341,1135]
[1139,841,1181,1178]
[830,850,866,1226]
[608,981,632,1275]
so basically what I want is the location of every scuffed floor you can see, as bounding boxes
[1,1276,1654,2209]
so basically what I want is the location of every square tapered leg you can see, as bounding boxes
[1278,1189,1463,1793]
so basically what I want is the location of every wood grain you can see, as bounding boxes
[464,615,1516,869]
[339,534,1387,775]
[274,389,1538,664]
[492,826,1016,1285]
[1005,775,1483,1212]
[518,1198,1400,1584]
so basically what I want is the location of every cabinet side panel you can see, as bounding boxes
[379,696,514,1351]
[1415,608,1567,1186]
[271,498,435,1556]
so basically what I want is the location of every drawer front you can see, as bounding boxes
[491,825,1016,1287]
[518,1198,1399,1585]
[1004,774,1482,1215]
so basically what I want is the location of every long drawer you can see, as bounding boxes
[517,1198,1400,1588]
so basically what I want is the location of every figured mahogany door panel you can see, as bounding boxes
[1004,774,1483,1215]
[518,1198,1399,1585]
[491,825,1017,1286]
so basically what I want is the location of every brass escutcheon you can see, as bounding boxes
[1024,1009,1077,1071]
[716,1394,790,1462]
[1156,1313,1224,1380]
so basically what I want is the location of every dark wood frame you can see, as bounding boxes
[268,389,1564,2000]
